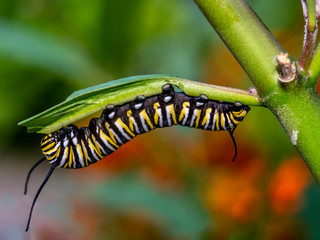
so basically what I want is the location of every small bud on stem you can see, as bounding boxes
[277,53,296,83]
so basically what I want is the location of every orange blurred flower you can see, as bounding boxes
[268,157,311,215]
[205,158,264,223]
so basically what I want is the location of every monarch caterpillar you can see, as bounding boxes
[24,83,250,231]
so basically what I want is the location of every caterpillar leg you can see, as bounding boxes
[227,128,238,162]
[25,162,57,232]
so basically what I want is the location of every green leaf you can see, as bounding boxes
[18,74,262,134]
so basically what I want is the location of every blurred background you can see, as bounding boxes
[0,0,320,239]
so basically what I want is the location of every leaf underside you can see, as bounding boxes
[18,74,261,134]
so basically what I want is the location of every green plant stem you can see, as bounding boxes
[308,43,320,86]
[265,88,320,182]
[194,0,320,183]
[298,0,318,72]
[306,0,317,31]
[194,0,284,97]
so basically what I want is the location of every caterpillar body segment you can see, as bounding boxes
[41,84,250,169]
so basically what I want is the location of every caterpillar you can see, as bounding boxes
[24,84,250,231]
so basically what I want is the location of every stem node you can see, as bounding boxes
[277,53,297,84]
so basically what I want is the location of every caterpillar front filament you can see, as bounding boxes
[24,84,250,231]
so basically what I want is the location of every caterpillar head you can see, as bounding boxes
[232,102,250,120]
[40,126,79,165]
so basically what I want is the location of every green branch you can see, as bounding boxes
[306,0,317,31]
[299,0,318,72]
[300,0,317,31]
[307,0,320,86]
[309,43,320,86]
[194,0,284,97]
[265,87,320,181]
[194,0,320,183]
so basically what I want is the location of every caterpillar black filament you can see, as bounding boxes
[24,84,250,231]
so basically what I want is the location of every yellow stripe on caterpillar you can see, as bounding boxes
[167,104,178,125]
[81,140,89,167]
[115,118,135,137]
[99,130,119,148]
[92,135,104,156]
[232,110,247,118]
[88,138,103,159]
[215,111,220,131]
[140,109,154,130]
[179,102,190,122]
[202,108,212,128]
[67,147,74,168]
[229,113,240,124]
[42,142,55,151]
[126,110,135,132]
[105,122,117,144]
[153,102,161,125]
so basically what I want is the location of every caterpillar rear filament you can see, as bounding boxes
[24,84,250,231]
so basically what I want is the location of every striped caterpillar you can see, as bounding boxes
[24,84,250,231]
